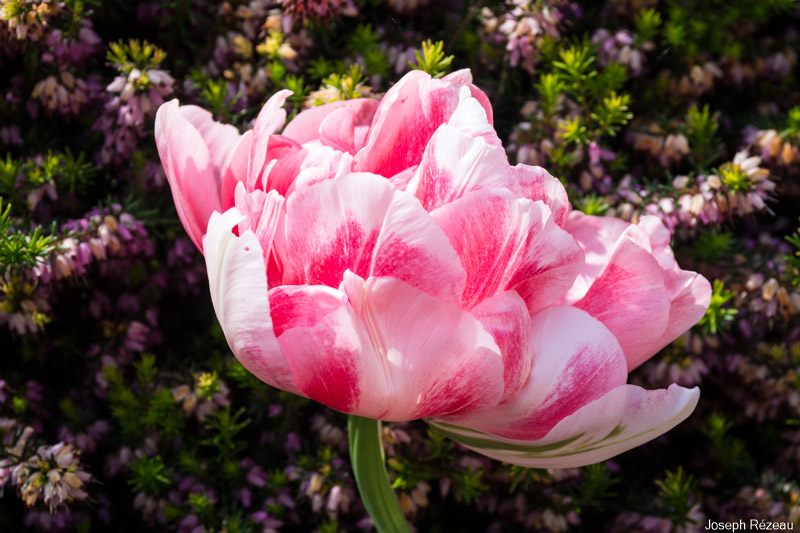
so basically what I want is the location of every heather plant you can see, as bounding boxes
[1,1,799,532]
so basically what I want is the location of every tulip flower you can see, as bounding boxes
[155,69,710,532]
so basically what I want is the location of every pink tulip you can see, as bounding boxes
[155,70,711,467]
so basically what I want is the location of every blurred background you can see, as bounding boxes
[1,0,799,531]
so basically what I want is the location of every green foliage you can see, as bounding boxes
[692,229,733,263]
[634,8,662,44]
[573,462,619,512]
[410,40,454,78]
[574,193,610,216]
[507,465,550,493]
[702,413,752,475]
[452,467,488,505]
[655,467,698,527]
[685,105,719,167]
[781,106,800,139]
[0,198,58,276]
[785,221,800,287]
[129,455,171,495]
[698,280,738,335]
[350,25,389,79]
[202,406,250,461]
[200,79,239,122]
[107,39,166,74]
[105,354,184,439]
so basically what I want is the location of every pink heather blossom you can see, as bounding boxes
[155,70,711,467]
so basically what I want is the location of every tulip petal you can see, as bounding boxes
[275,172,466,304]
[406,124,511,211]
[443,69,494,125]
[221,130,253,212]
[203,208,300,394]
[470,290,533,402]
[353,70,462,178]
[282,98,379,146]
[248,90,292,191]
[179,105,241,187]
[562,211,632,303]
[439,306,627,439]
[429,384,699,468]
[319,107,357,153]
[512,164,570,227]
[574,226,672,371]
[155,100,227,251]
[431,189,583,312]
[341,274,505,420]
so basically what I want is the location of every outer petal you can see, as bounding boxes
[442,69,494,125]
[353,70,462,177]
[221,130,253,211]
[573,226,671,371]
[561,211,631,303]
[405,124,511,212]
[512,164,570,226]
[431,189,583,313]
[274,172,466,304]
[439,306,627,438]
[203,208,300,394]
[342,274,505,420]
[282,98,379,146]
[429,384,699,468]
[470,290,533,402]
[155,100,228,251]
[179,105,241,187]
[247,90,292,191]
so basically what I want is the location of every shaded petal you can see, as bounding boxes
[561,211,634,303]
[470,290,533,402]
[179,105,241,187]
[247,90,292,191]
[275,172,466,303]
[155,100,224,251]
[353,70,461,177]
[445,85,502,147]
[512,164,570,226]
[282,98,379,146]
[443,69,494,125]
[340,273,505,420]
[574,226,671,371]
[203,208,300,394]
[221,130,253,212]
[319,107,357,153]
[439,306,627,439]
[429,384,699,468]
[405,124,511,211]
[431,189,583,312]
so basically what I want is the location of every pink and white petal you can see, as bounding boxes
[439,306,627,439]
[233,184,285,259]
[340,273,505,420]
[470,290,533,402]
[266,145,352,197]
[512,164,570,226]
[561,212,634,303]
[275,173,465,303]
[203,208,300,394]
[573,226,671,371]
[429,384,699,469]
[282,98,379,146]
[353,70,461,178]
[643,273,712,368]
[405,124,511,212]
[431,189,583,312]
[247,90,292,191]
[155,100,222,251]
[442,69,494,125]
[319,107,357,153]
[446,86,502,147]
[270,284,365,413]
[179,105,241,186]
[221,130,253,212]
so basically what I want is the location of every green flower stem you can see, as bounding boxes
[348,415,412,533]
